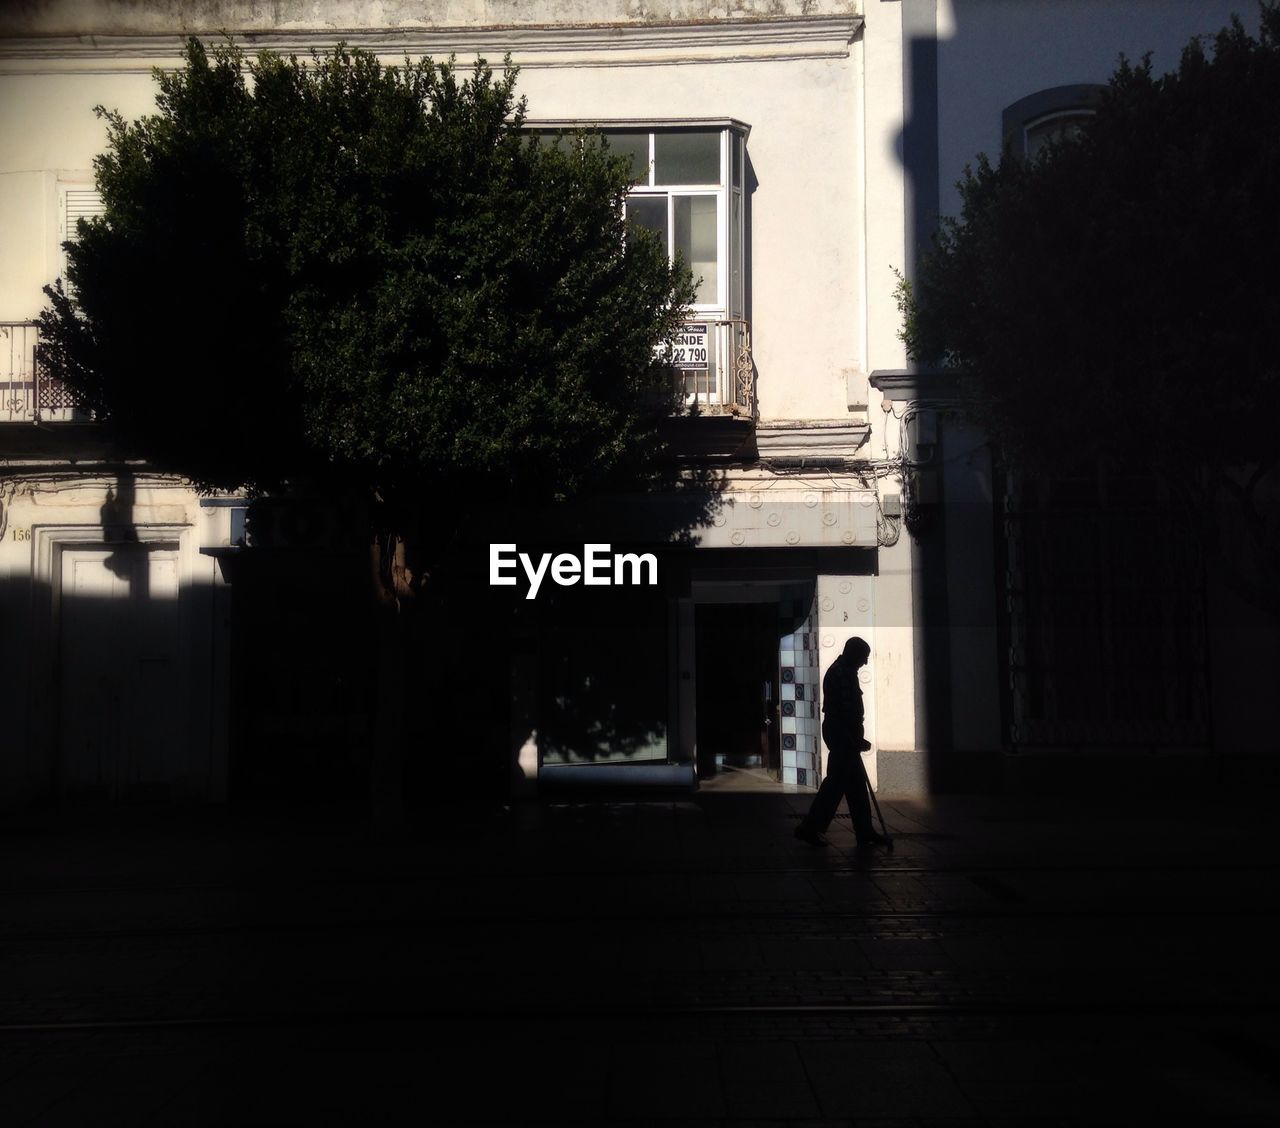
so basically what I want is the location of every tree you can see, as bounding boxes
[901,4,1280,615]
[39,40,697,819]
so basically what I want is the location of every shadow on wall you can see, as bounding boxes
[100,468,144,596]
[537,579,672,765]
[1,560,376,806]
[230,471,727,806]
[893,2,1280,791]
[2,455,728,810]
[4,569,208,804]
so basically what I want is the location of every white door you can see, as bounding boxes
[58,545,182,797]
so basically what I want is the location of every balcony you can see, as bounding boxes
[3,314,754,454]
[660,318,755,462]
[1,321,89,424]
[672,317,753,416]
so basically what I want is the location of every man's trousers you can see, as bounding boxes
[802,740,873,839]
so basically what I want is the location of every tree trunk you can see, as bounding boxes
[367,526,421,837]
[370,600,406,835]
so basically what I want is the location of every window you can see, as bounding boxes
[58,184,105,288]
[527,120,751,409]
[606,125,746,319]
[1002,85,1104,160]
[1022,110,1094,159]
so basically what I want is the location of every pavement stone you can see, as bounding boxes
[1,792,1278,1123]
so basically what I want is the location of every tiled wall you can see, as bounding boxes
[815,575,877,791]
[779,592,820,787]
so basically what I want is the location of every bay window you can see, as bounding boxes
[528,119,751,411]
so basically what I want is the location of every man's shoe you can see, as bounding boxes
[794,824,828,847]
[856,831,891,849]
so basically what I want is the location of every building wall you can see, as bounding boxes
[0,0,932,799]
[0,475,232,801]
[1,2,878,423]
[0,1,859,36]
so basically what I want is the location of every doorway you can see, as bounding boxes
[57,543,182,798]
[694,603,779,781]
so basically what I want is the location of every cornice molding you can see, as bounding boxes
[869,368,961,403]
[0,16,863,75]
[756,421,870,461]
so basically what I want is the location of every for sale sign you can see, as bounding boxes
[670,324,709,371]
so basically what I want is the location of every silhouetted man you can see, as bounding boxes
[795,636,888,848]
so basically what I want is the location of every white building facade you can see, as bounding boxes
[2,1,1271,804]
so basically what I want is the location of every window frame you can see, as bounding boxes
[524,118,749,319]
[524,118,751,411]
[1001,85,1105,160]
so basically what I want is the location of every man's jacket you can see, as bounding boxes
[821,655,869,751]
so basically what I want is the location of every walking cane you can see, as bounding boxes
[858,748,893,850]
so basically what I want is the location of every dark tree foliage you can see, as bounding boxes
[37,40,700,819]
[902,5,1280,612]
[40,39,694,507]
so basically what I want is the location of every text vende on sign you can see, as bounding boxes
[670,323,708,370]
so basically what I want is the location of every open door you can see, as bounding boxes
[694,603,777,779]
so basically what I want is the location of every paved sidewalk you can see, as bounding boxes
[1,790,1278,1125]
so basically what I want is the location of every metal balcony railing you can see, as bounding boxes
[6,317,755,425]
[672,317,753,416]
[0,321,88,423]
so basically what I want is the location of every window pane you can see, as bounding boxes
[655,131,721,185]
[526,128,571,152]
[600,131,651,184]
[674,195,718,305]
[627,195,668,249]
[1024,111,1092,158]
[732,134,743,189]
[730,191,743,316]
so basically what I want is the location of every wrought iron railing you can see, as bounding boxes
[0,321,87,423]
[671,317,753,416]
[6,316,755,424]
